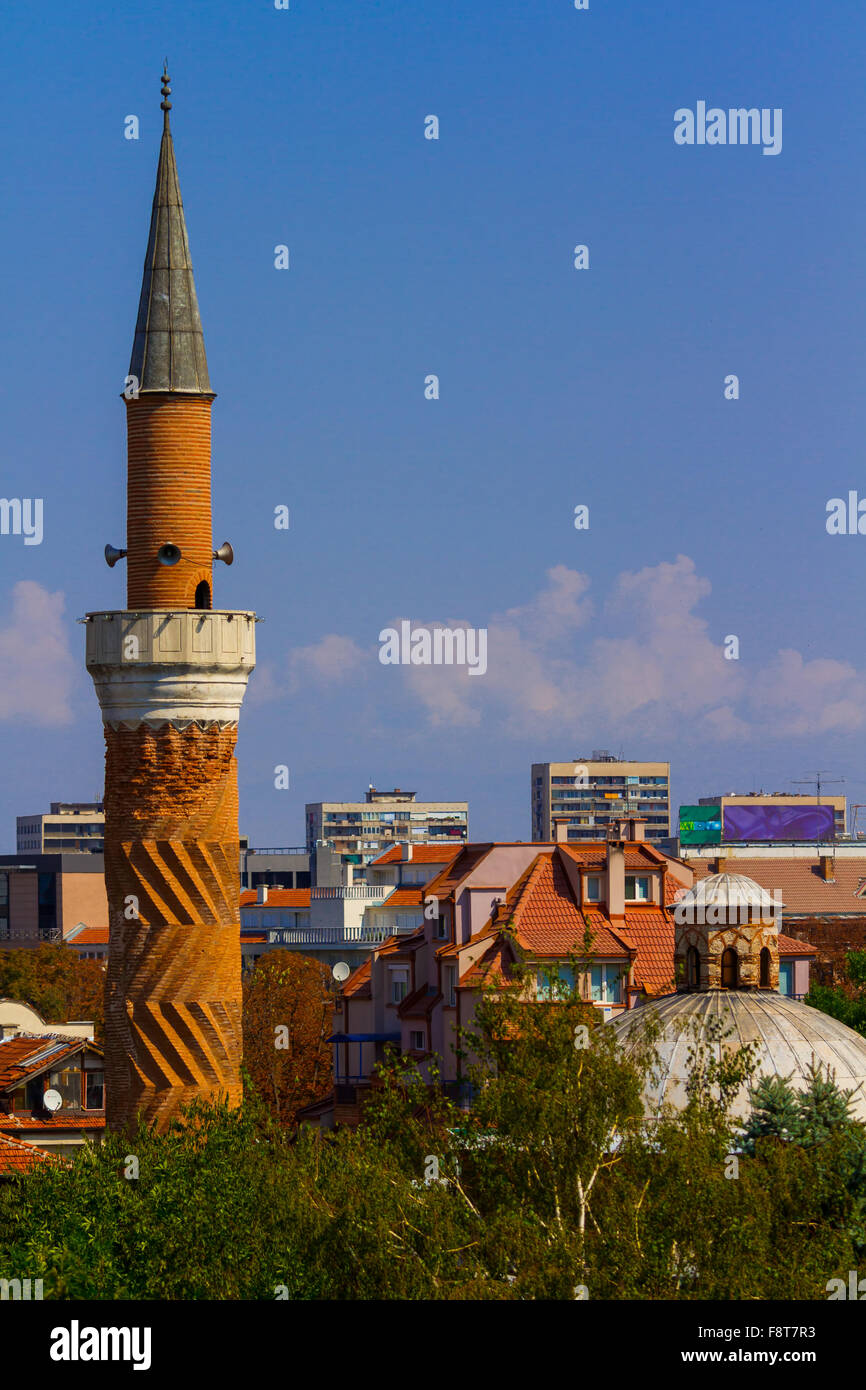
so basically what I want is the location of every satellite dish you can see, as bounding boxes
[42,1089,62,1113]
[332,962,351,983]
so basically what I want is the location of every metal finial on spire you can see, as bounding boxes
[160,63,172,125]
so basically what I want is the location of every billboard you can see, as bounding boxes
[679,805,721,845]
[723,803,835,842]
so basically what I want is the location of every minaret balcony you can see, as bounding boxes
[84,609,256,729]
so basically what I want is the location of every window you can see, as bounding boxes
[194,580,211,609]
[49,1066,82,1109]
[686,946,700,990]
[444,963,457,1006]
[721,948,738,989]
[85,1070,105,1110]
[590,964,623,1004]
[759,947,771,988]
[584,875,601,903]
[537,964,576,1000]
[410,1031,425,1051]
[625,875,650,901]
[390,967,409,1004]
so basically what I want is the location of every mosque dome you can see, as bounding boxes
[673,872,782,917]
[610,989,866,1122]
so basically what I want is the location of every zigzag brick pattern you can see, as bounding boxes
[102,722,243,1130]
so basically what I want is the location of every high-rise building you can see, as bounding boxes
[306,787,468,873]
[85,70,255,1131]
[531,754,671,843]
[16,803,104,855]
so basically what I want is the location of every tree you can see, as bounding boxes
[0,945,105,1043]
[806,948,866,1038]
[242,951,333,1125]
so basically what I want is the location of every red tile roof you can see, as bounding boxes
[778,933,817,957]
[382,888,425,908]
[342,959,372,998]
[371,845,462,866]
[689,858,866,914]
[615,914,675,995]
[66,926,109,945]
[240,889,311,907]
[0,1131,54,1174]
[0,1113,105,1131]
[0,1035,88,1091]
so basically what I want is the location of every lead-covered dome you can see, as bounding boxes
[610,990,866,1121]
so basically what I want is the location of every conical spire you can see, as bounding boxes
[127,67,212,394]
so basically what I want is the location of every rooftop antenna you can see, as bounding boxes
[791,771,845,806]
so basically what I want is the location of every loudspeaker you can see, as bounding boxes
[157,543,182,566]
[104,544,127,568]
[213,541,234,566]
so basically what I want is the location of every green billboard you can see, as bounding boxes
[679,804,721,845]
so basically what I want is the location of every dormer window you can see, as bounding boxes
[584,875,601,903]
[625,875,649,901]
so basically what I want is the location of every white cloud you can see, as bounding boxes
[0,581,76,725]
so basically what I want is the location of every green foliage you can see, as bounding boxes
[0,944,104,1042]
[806,949,866,1038]
[2,965,865,1299]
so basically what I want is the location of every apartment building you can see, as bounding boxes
[306,786,468,875]
[532,755,671,843]
[16,803,104,855]
[0,855,108,948]
[240,844,462,974]
[688,793,847,844]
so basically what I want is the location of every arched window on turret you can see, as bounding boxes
[686,946,700,990]
[194,580,211,610]
[721,948,738,990]
[759,947,771,988]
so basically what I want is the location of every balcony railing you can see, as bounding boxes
[310,886,387,900]
[243,923,417,948]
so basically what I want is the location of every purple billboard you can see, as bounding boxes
[723,804,835,842]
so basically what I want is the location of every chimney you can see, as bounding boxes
[820,854,835,882]
[714,856,727,874]
[606,835,625,918]
[552,818,569,844]
[401,842,413,861]
[627,818,646,842]
[257,885,268,905]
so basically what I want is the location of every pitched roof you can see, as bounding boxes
[0,1114,105,1132]
[691,857,866,915]
[0,1131,54,1175]
[342,959,372,999]
[778,933,817,957]
[371,845,462,866]
[381,888,425,908]
[65,925,109,945]
[614,914,675,995]
[0,1035,88,1091]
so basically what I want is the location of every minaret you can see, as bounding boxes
[86,69,255,1131]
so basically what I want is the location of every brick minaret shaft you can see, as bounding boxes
[86,69,255,1132]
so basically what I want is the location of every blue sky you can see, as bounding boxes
[2,0,866,849]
